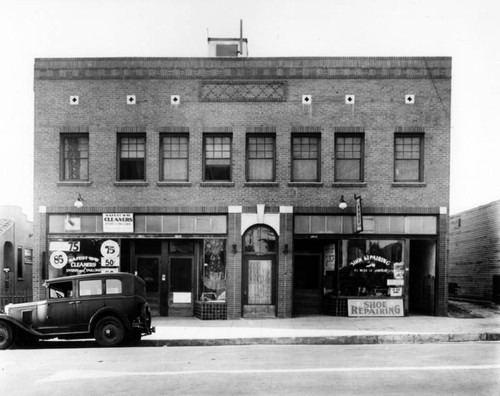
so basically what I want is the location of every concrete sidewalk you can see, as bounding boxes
[142,315,500,347]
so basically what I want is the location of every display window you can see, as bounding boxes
[200,239,226,302]
[339,239,404,297]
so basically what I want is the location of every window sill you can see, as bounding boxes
[288,182,323,187]
[157,182,192,187]
[114,181,149,187]
[200,182,235,187]
[244,182,279,187]
[391,182,426,188]
[332,182,367,188]
[57,181,93,187]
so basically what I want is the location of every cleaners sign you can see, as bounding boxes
[103,213,134,233]
[348,299,404,317]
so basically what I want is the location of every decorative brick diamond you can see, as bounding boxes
[405,94,415,104]
[127,95,136,104]
[302,95,312,104]
[345,95,355,104]
[201,82,286,102]
[70,96,79,105]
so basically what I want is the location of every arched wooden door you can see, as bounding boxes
[242,225,277,318]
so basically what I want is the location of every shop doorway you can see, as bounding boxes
[168,256,194,316]
[293,253,322,315]
[136,257,160,316]
[242,225,277,318]
[409,240,436,315]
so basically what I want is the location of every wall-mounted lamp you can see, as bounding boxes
[232,244,238,254]
[339,195,348,210]
[74,194,85,208]
[283,243,289,255]
[65,213,75,226]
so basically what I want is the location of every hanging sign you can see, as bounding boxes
[103,213,134,233]
[354,195,363,233]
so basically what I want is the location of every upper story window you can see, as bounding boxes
[291,135,320,182]
[61,134,89,181]
[118,135,146,181]
[203,135,232,181]
[335,134,364,182]
[161,134,189,181]
[394,134,424,182]
[247,135,276,182]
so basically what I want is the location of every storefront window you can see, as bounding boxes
[243,226,277,253]
[339,239,404,297]
[200,239,226,301]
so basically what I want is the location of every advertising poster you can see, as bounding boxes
[49,239,120,275]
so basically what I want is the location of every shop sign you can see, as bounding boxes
[49,239,120,275]
[103,213,134,233]
[348,299,404,317]
[387,279,404,286]
[354,195,363,233]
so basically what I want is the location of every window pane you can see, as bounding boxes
[164,159,188,181]
[106,279,122,294]
[119,136,146,180]
[248,159,274,181]
[79,280,103,296]
[395,159,419,181]
[244,226,277,253]
[337,159,361,181]
[62,135,89,181]
[293,159,317,181]
[204,135,231,181]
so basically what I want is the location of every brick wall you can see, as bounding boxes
[33,56,452,312]
[449,200,500,301]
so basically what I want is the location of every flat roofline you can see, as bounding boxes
[208,37,248,42]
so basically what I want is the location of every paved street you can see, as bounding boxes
[1,342,499,395]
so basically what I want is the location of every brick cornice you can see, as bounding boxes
[34,57,451,81]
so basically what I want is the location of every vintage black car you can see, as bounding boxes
[0,272,155,349]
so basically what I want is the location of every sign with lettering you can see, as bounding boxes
[354,195,363,233]
[348,299,404,317]
[103,213,134,233]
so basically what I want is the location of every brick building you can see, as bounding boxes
[0,206,33,307]
[33,39,452,318]
[449,200,500,303]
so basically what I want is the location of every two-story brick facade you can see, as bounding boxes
[33,48,451,318]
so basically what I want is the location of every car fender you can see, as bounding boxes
[0,314,45,337]
[88,307,131,332]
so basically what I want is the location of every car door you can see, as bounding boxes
[74,279,106,332]
[39,280,77,333]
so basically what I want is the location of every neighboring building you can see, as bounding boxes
[0,206,33,305]
[33,38,452,318]
[449,200,500,303]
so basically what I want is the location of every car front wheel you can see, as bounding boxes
[0,321,15,350]
[94,316,125,347]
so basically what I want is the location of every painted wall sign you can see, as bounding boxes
[102,213,134,233]
[348,299,404,316]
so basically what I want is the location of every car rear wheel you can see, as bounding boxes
[0,321,15,350]
[94,316,125,347]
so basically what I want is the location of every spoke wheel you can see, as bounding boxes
[0,322,15,350]
[94,316,125,347]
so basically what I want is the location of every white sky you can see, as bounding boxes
[0,0,499,221]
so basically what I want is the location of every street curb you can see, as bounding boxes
[141,332,500,347]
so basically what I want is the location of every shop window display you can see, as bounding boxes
[200,239,226,301]
[339,239,404,297]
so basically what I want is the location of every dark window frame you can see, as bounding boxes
[335,133,365,182]
[203,133,233,182]
[117,133,147,181]
[160,133,189,182]
[60,133,89,181]
[291,133,321,182]
[246,134,276,182]
[394,133,424,182]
